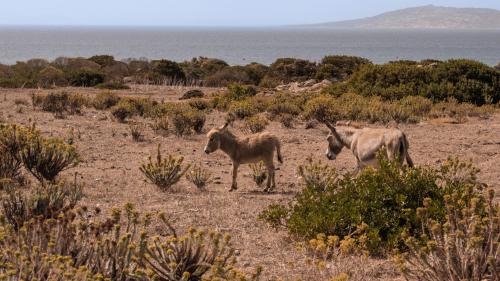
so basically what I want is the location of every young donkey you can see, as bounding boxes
[324,122,414,173]
[204,123,283,192]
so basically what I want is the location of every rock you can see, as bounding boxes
[302,79,317,87]
[179,89,204,100]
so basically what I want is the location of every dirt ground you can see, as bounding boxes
[1,86,499,280]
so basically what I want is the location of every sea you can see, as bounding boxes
[0,26,499,66]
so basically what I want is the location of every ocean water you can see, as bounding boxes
[0,26,499,66]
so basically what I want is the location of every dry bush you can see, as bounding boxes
[170,106,206,136]
[19,133,79,183]
[249,161,267,188]
[397,186,499,280]
[129,122,144,142]
[111,99,135,122]
[1,176,83,230]
[291,231,397,281]
[150,117,169,136]
[140,144,190,191]
[279,113,295,128]
[188,98,211,111]
[244,115,269,133]
[0,148,23,184]
[32,92,88,117]
[0,124,79,183]
[186,163,212,190]
[93,91,121,110]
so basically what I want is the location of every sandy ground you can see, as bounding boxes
[1,86,499,280]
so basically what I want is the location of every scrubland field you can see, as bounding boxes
[1,56,499,281]
[1,84,499,281]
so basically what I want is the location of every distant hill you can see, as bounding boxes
[308,5,500,29]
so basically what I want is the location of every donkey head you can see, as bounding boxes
[325,122,344,160]
[204,122,229,154]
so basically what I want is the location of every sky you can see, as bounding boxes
[1,0,500,26]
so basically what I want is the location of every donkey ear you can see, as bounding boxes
[325,122,336,133]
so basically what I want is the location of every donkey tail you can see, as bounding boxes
[275,138,283,164]
[400,133,414,167]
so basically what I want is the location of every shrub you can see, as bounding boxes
[37,65,67,87]
[1,178,83,230]
[19,132,79,183]
[95,81,130,90]
[269,58,317,83]
[260,156,481,255]
[168,105,207,136]
[150,117,169,136]
[279,113,295,128]
[186,164,212,190]
[249,161,267,187]
[152,59,186,82]
[129,122,144,142]
[93,91,121,110]
[0,124,79,183]
[205,66,253,87]
[0,148,22,183]
[244,115,268,133]
[68,67,105,87]
[140,144,190,191]
[32,92,87,117]
[397,187,499,281]
[316,55,371,81]
[88,54,115,67]
[188,98,211,111]
[179,89,204,100]
[343,59,500,105]
[111,100,136,122]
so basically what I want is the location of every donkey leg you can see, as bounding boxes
[264,161,275,193]
[230,163,239,191]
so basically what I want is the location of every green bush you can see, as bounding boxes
[68,67,105,87]
[88,54,115,67]
[152,59,186,82]
[95,81,130,90]
[268,58,317,83]
[205,66,253,87]
[341,59,500,105]
[316,55,371,81]
[186,164,212,190]
[260,156,480,255]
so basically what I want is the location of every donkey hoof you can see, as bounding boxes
[229,186,237,192]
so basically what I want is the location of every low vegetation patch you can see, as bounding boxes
[260,156,482,256]
[186,163,212,190]
[140,144,190,191]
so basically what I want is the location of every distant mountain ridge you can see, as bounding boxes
[309,5,500,29]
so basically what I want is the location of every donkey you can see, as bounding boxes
[204,123,283,192]
[324,122,414,173]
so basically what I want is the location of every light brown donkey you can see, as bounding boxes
[204,123,283,192]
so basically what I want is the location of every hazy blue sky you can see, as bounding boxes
[1,0,500,26]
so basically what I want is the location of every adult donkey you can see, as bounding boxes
[204,123,283,192]
[324,122,414,173]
